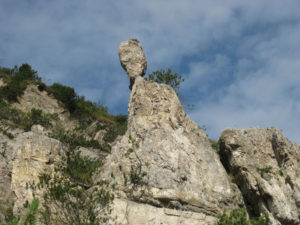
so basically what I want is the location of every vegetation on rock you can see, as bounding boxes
[23,198,39,225]
[146,68,184,96]
[0,64,42,102]
[37,145,114,224]
[215,208,269,225]
[0,100,57,132]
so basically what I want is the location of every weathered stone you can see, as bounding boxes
[0,78,5,87]
[12,84,77,130]
[0,132,17,222]
[100,77,243,224]
[109,198,217,225]
[220,127,300,225]
[11,130,65,216]
[119,39,147,89]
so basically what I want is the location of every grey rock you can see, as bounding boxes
[220,127,300,225]
[12,84,78,131]
[119,39,147,89]
[11,131,65,216]
[100,77,243,224]
[0,78,5,87]
[109,198,217,225]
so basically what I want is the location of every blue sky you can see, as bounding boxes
[1,0,300,144]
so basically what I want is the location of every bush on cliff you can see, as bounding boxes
[0,64,42,102]
[215,208,269,225]
[146,68,184,96]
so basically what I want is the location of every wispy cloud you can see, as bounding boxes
[0,0,299,143]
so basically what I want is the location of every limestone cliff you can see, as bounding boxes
[100,76,244,224]
[1,42,300,225]
[220,127,300,225]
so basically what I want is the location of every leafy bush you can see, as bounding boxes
[0,77,26,102]
[256,166,273,176]
[51,131,102,150]
[2,201,19,225]
[215,208,269,225]
[38,148,114,224]
[65,150,102,184]
[103,115,128,144]
[209,139,219,151]
[146,68,184,96]
[0,66,12,80]
[23,198,39,225]
[50,83,78,113]
[0,64,42,102]
[27,108,53,129]
[49,83,113,127]
[16,64,41,82]
[0,100,55,131]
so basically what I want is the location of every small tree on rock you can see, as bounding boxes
[147,68,184,96]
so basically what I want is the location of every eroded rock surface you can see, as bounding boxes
[220,127,300,225]
[12,84,77,130]
[110,198,217,225]
[0,125,65,223]
[11,126,64,215]
[101,77,243,224]
[119,39,147,89]
[0,78,5,87]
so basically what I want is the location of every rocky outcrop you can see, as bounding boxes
[12,84,63,115]
[110,198,216,225]
[11,125,64,215]
[0,131,17,222]
[119,39,147,89]
[100,76,244,224]
[220,127,300,225]
[0,125,65,222]
[0,78,5,87]
[12,84,77,130]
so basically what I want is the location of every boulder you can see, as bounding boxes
[100,77,244,224]
[119,39,147,89]
[220,127,300,225]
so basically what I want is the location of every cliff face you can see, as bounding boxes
[100,76,244,224]
[1,45,300,225]
[220,128,300,225]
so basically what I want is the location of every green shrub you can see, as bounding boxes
[0,77,26,102]
[17,64,41,82]
[103,115,127,144]
[0,100,55,131]
[38,149,114,224]
[50,83,78,113]
[23,198,39,225]
[1,200,19,225]
[215,208,269,225]
[27,108,52,129]
[51,131,102,150]
[65,151,102,184]
[49,83,113,127]
[0,66,12,80]
[256,166,273,176]
[146,68,184,96]
[0,64,41,102]
[209,139,219,151]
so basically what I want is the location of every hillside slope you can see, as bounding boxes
[0,51,299,225]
